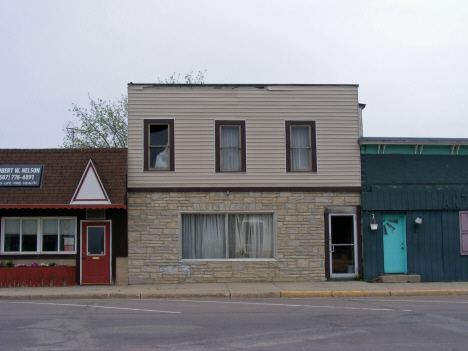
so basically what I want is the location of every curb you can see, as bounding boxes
[2,289,468,300]
[389,289,468,297]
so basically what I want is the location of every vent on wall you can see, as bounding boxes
[86,209,106,220]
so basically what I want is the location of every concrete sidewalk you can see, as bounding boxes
[2,281,468,300]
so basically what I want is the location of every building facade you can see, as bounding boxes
[127,84,364,284]
[0,149,128,286]
[361,138,468,281]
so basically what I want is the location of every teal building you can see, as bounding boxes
[360,138,468,281]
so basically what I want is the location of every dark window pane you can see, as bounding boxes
[87,227,105,255]
[22,235,37,252]
[42,235,58,252]
[4,234,19,252]
[331,216,354,244]
[149,125,168,146]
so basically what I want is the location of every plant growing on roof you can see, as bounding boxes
[61,71,205,149]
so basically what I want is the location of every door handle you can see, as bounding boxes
[330,244,334,253]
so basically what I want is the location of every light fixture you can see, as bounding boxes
[370,213,378,230]
[415,216,423,225]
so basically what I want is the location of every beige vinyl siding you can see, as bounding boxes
[127,84,361,188]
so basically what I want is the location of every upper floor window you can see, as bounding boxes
[215,120,246,172]
[285,121,317,172]
[144,119,175,171]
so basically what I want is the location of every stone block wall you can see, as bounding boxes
[127,191,360,284]
[115,257,128,286]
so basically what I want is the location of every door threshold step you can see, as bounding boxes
[377,274,421,283]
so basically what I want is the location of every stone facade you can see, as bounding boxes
[128,191,360,284]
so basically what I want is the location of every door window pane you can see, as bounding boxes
[331,216,354,244]
[87,227,105,255]
[330,215,355,275]
[332,245,355,274]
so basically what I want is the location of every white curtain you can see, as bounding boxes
[221,126,240,171]
[182,214,225,259]
[228,214,274,258]
[155,147,169,169]
[291,126,310,170]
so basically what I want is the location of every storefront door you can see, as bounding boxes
[329,214,357,278]
[383,215,407,273]
[81,221,111,284]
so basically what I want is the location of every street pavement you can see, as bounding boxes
[2,280,468,299]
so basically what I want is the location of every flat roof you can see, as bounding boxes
[128,83,359,87]
[359,137,468,145]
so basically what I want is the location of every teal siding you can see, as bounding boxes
[361,154,468,282]
[363,210,468,281]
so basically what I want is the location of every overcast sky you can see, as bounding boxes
[1,1,467,148]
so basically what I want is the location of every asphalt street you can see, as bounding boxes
[1,296,468,351]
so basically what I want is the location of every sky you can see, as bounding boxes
[1,0,467,148]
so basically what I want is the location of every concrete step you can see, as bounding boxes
[379,274,421,283]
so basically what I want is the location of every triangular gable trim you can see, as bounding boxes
[70,159,111,204]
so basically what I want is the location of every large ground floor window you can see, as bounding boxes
[181,213,275,260]
[1,217,77,254]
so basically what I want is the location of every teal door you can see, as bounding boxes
[383,215,407,273]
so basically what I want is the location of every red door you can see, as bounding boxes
[81,221,111,284]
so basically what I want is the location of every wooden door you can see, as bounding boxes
[81,221,111,284]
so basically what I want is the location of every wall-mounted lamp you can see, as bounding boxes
[415,216,423,225]
[370,213,378,231]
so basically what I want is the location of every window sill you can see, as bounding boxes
[180,258,277,262]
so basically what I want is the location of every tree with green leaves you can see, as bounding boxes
[61,71,205,148]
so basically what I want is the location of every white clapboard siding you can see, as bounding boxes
[127,84,361,188]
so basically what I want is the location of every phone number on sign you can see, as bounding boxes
[0,174,36,181]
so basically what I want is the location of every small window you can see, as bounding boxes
[86,209,106,219]
[285,121,317,172]
[1,217,76,254]
[144,119,175,171]
[215,120,246,172]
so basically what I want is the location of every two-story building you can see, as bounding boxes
[127,84,364,284]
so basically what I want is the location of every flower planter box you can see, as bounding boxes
[0,267,76,287]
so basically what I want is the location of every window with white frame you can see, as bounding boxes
[1,218,77,254]
[181,213,275,259]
